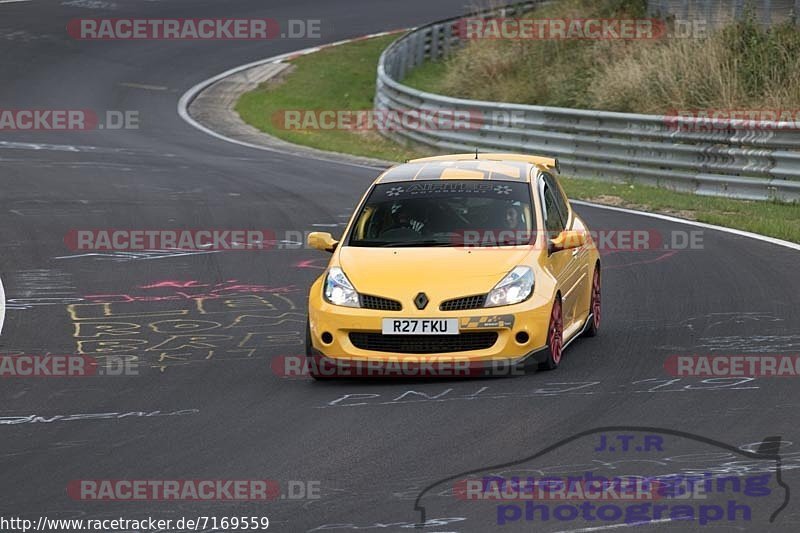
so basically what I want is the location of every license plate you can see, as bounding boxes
[382,318,459,335]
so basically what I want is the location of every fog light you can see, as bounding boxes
[515,331,529,344]
[321,332,333,344]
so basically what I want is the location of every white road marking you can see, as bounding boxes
[555,518,679,532]
[572,200,800,253]
[120,82,168,91]
[62,0,116,8]
[0,141,133,154]
[0,409,199,425]
[0,275,5,334]
[0,0,32,4]
[54,249,221,261]
[0,141,79,152]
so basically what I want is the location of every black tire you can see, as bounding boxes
[305,319,327,380]
[584,265,601,338]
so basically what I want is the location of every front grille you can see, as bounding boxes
[349,332,498,354]
[440,294,486,311]
[361,294,402,311]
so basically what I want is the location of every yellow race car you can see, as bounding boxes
[305,153,601,378]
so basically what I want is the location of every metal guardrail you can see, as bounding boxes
[648,0,800,27]
[374,4,800,201]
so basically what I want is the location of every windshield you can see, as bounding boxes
[348,180,535,247]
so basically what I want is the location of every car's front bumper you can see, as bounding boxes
[307,277,553,372]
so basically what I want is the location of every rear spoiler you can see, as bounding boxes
[409,153,560,173]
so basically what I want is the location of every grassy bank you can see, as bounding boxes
[404,0,800,113]
[236,34,433,162]
[559,178,799,243]
[235,33,799,243]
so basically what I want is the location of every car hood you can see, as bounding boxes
[337,246,531,305]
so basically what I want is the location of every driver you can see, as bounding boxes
[391,204,413,229]
[381,203,424,236]
[504,206,521,230]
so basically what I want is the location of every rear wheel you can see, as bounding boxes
[584,266,601,337]
[538,297,563,371]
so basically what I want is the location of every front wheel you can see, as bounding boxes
[584,266,601,337]
[305,319,327,380]
[538,297,563,371]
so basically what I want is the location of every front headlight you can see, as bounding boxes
[485,266,534,307]
[324,267,360,307]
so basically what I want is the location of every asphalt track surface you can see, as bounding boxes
[1,1,799,532]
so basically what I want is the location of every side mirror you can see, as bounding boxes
[549,230,586,252]
[307,232,339,253]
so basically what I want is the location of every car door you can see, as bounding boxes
[539,176,582,328]
[545,172,590,327]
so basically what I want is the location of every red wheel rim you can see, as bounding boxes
[549,299,563,364]
[591,268,601,330]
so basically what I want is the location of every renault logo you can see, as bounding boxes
[414,292,429,310]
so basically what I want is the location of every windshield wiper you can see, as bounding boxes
[383,240,455,247]
[349,240,452,247]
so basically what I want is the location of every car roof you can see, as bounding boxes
[375,153,558,184]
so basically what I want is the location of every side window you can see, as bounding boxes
[542,172,569,227]
[542,183,565,235]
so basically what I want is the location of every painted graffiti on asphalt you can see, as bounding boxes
[68,280,303,372]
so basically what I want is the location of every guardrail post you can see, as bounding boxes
[703,0,713,28]
[398,36,407,76]
[734,0,745,20]
[430,25,440,61]
[415,29,426,66]
[442,22,453,57]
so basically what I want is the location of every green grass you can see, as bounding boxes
[236,34,434,162]
[559,178,800,243]
[403,60,450,94]
[236,34,800,243]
